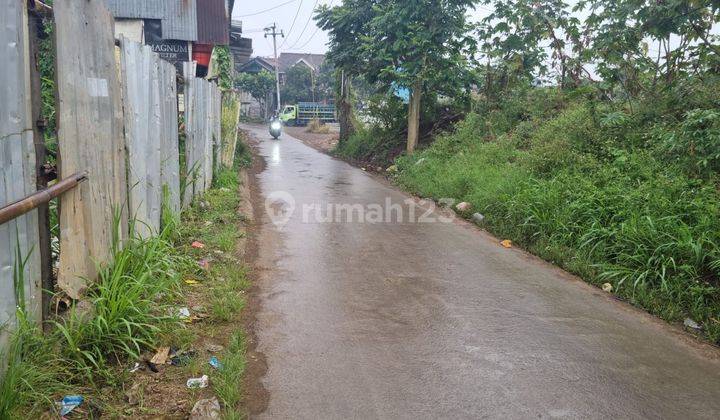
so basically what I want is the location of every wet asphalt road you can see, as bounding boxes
[246,124,720,419]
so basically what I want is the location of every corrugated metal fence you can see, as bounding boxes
[0,0,227,352]
[183,64,222,207]
[0,0,42,351]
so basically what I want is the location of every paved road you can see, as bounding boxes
[246,124,720,419]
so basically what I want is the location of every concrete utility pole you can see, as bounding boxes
[265,23,284,114]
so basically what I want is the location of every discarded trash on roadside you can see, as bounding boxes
[190,397,221,419]
[170,348,197,366]
[500,239,513,248]
[198,258,211,270]
[151,347,170,365]
[602,283,613,293]
[185,279,200,285]
[205,343,224,353]
[209,356,222,370]
[456,202,472,212]
[186,374,209,389]
[145,359,160,373]
[171,307,191,320]
[191,241,205,249]
[58,395,83,416]
[472,213,485,223]
[129,362,141,373]
[684,318,702,331]
[386,164,398,173]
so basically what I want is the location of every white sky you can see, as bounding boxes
[233,1,493,57]
[233,1,701,61]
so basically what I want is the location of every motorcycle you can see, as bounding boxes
[269,118,282,139]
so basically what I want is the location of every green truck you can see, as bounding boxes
[279,102,336,126]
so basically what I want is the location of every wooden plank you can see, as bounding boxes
[0,0,42,349]
[55,0,128,299]
[159,60,180,218]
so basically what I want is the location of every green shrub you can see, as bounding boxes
[396,94,720,343]
[655,109,720,177]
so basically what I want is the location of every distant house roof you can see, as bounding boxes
[272,53,326,73]
[238,57,276,73]
[230,20,253,69]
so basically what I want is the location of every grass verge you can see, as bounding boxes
[0,154,252,418]
[391,91,720,343]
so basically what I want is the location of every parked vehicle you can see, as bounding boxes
[279,102,336,126]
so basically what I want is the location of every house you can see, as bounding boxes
[229,20,253,73]
[239,53,326,85]
[238,56,276,74]
[103,0,232,75]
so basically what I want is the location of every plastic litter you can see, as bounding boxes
[191,241,205,249]
[205,343,224,353]
[500,239,513,248]
[129,362,141,373]
[186,374,209,389]
[198,259,211,270]
[456,202,472,212]
[472,213,485,223]
[684,318,702,331]
[170,348,197,366]
[190,397,221,419]
[209,356,222,369]
[58,395,83,416]
[602,283,613,293]
[175,307,191,319]
[185,279,199,285]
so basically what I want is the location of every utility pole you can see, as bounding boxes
[265,23,284,114]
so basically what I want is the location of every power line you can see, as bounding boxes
[286,0,320,49]
[287,25,321,51]
[279,0,304,49]
[236,0,298,17]
[286,0,334,51]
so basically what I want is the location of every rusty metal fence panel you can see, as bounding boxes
[0,0,42,349]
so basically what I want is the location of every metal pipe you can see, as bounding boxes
[28,0,53,16]
[0,172,88,226]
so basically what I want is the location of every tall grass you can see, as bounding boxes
[395,92,720,342]
[0,216,193,415]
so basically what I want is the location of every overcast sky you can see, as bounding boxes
[232,1,493,58]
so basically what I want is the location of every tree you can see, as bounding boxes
[282,65,314,104]
[235,70,276,119]
[319,0,476,154]
[316,0,378,143]
[577,0,720,97]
